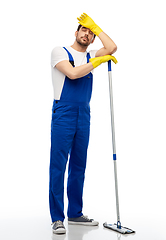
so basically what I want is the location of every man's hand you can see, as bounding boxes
[77,13,103,36]
[90,55,118,69]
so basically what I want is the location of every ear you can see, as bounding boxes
[75,31,78,37]
[90,36,95,44]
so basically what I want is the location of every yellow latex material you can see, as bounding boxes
[77,13,103,36]
[90,55,118,68]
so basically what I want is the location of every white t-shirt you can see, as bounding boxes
[51,46,97,100]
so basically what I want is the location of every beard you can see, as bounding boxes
[76,35,90,47]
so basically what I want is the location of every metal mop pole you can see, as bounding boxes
[108,60,121,229]
[103,59,135,234]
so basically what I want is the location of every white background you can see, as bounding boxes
[0,0,166,239]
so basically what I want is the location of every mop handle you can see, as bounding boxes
[108,60,121,228]
[108,60,116,159]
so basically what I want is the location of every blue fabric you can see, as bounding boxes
[49,49,93,222]
[60,47,92,104]
[108,60,112,71]
[63,47,74,63]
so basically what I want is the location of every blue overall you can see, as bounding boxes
[49,47,93,222]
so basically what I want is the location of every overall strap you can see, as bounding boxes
[63,47,91,66]
[63,47,75,67]
[86,52,91,63]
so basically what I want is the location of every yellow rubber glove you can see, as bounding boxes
[90,55,118,68]
[77,13,103,36]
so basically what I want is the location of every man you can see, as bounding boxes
[50,13,117,234]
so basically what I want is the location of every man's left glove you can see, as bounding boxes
[90,55,118,69]
[77,13,103,36]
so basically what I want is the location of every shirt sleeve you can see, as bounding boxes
[51,47,69,67]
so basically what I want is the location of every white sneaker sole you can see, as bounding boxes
[68,221,99,226]
[52,228,66,234]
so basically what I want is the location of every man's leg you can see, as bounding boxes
[67,105,90,218]
[49,104,76,223]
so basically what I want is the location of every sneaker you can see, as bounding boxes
[68,215,99,226]
[52,220,66,234]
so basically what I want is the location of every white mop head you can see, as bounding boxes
[103,222,135,234]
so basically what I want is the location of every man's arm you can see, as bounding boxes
[77,13,117,57]
[56,60,94,80]
[56,55,117,80]
[95,32,117,57]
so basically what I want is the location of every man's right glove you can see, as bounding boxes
[89,55,118,68]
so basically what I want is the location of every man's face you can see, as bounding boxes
[75,26,95,46]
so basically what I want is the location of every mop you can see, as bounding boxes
[103,60,135,234]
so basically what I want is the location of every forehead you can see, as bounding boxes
[80,26,93,34]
